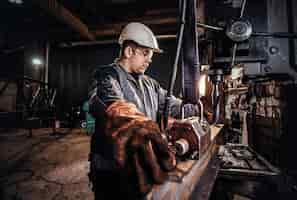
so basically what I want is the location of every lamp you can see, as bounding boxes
[8,0,23,4]
[32,57,43,66]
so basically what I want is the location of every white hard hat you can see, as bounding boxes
[118,22,163,53]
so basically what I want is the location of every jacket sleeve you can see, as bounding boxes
[89,67,124,118]
[156,83,199,119]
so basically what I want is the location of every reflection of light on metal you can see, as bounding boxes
[199,99,204,123]
[231,65,244,80]
[199,65,210,97]
[32,57,43,66]
[199,74,207,97]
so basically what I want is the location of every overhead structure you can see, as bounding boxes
[31,0,95,41]
[163,0,201,130]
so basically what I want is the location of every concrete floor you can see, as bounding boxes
[1,128,297,200]
[0,128,94,200]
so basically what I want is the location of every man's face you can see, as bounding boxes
[129,46,154,74]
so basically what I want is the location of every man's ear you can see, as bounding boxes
[123,46,133,58]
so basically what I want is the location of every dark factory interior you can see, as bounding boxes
[1,0,297,199]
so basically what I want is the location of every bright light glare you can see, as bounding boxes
[199,74,207,97]
[32,57,42,65]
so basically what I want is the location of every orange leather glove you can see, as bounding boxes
[104,101,176,195]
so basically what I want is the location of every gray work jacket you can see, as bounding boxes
[89,63,198,160]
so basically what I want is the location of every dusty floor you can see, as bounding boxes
[1,128,297,200]
[0,128,94,200]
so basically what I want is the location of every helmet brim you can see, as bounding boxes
[153,48,163,54]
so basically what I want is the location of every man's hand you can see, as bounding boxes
[104,101,176,195]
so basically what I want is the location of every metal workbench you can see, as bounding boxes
[145,124,224,200]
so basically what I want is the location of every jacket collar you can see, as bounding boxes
[113,62,144,84]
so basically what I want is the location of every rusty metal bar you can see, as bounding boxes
[31,0,95,41]
[59,34,177,47]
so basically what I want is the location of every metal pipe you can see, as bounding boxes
[213,83,220,124]
[239,0,247,18]
[231,43,238,66]
[168,0,186,97]
[30,86,41,108]
[181,52,185,120]
[163,0,187,130]
[58,34,177,47]
[252,32,297,38]
[196,22,224,31]
[45,42,50,87]
[199,99,204,123]
[50,89,56,107]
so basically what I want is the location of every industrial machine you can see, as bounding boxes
[164,0,297,161]
[162,0,213,160]
[169,116,211,159]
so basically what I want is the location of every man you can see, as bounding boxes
[89,22,198,199]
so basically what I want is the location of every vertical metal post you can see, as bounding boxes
[45,42,50,88]
[163,0,187,130]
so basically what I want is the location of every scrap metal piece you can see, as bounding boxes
[218,144,280,177]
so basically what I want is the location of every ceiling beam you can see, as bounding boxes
[91,2,206,39]
[31,0,95,41]
[92,16,178,37]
